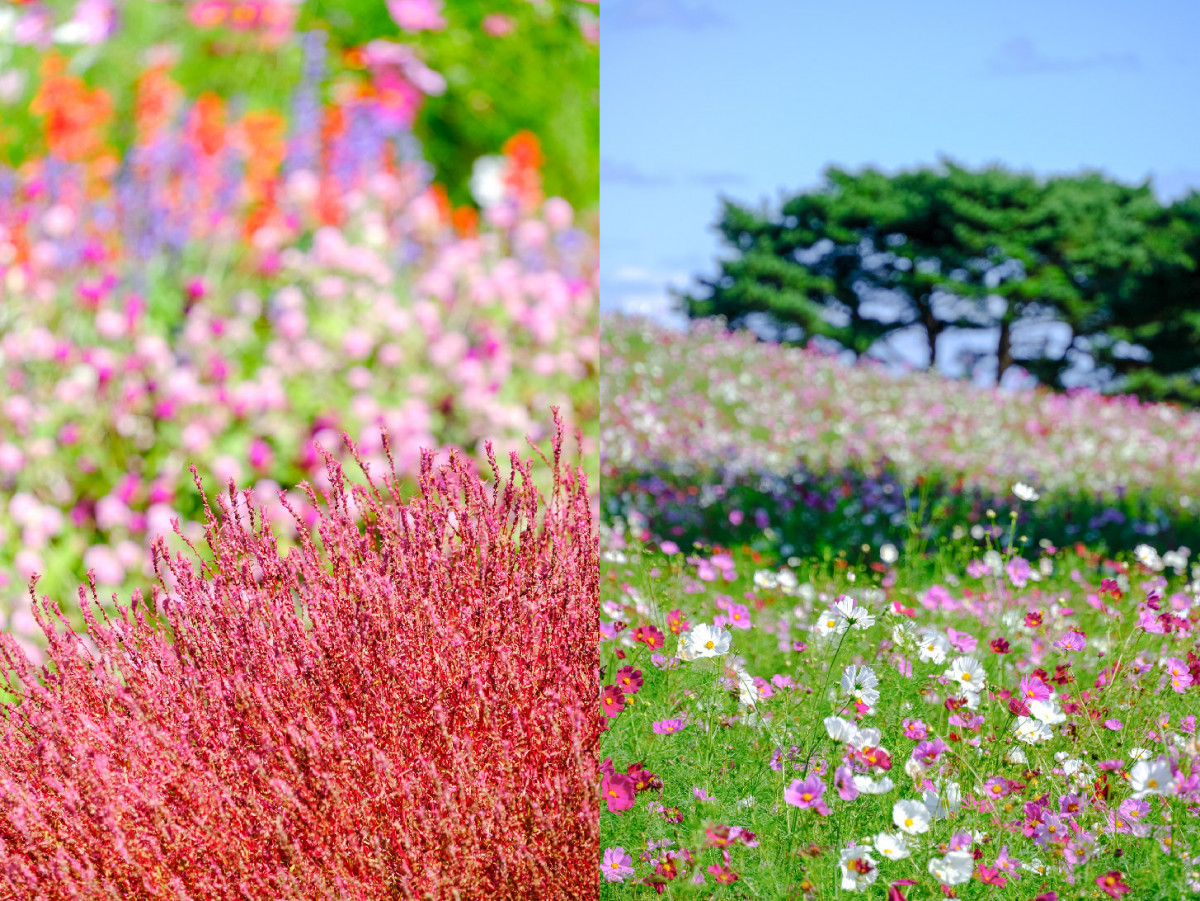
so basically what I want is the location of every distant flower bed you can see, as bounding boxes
[601,315,1200,554]
[0,63,598,650]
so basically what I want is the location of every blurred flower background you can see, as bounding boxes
[0,0,599,656]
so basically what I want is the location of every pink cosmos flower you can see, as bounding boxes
[977,864,1006,886]
[834,765,859,801]
[1019,675,1051,703]
[600,685,625,718]
[902,718,928,740]
[615,665,643,694]
[912,738,947,765]
[653,718,687,735]
[387,0,446,31]
[784,775,828,812]
[482,14,514,36]
[602,773,636,814]
[1054,630,1086,652]
[1096,871,1131,898]
[602,847,635,882]
[945,627,976,653]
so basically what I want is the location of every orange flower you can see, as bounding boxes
[30,55,113,164]
[502,130,544,171]
[188,92,228,157]
[452,205,479,238]
[134,64,182,144]
[238,109,286,204]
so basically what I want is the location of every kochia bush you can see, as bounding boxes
[0,422,599,900]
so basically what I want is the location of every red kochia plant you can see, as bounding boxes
[0,423,599,900]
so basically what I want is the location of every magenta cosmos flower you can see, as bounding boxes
[602,773,636,814]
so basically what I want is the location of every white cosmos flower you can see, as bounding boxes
[1012,482,1040,502]
[1135,544,1164,571]
[873,831,910,861]
[834,596,876,632]
[825,716,882,750]
[1129,759,1176,799]
[922,782,962,820]
[1005,747,1028,765]
[917,630,951,664]
[840,665,881,706]
[1014,717,1053,744]
[928,850,974,886]
[945,655,987,694]
[814,608,842,637]
[837,844,879,892]
[892,799,931,835]
[680,623,731,660]
[880,543,899,564]
[891,620,918,650]
[854,774,894,794]
[1129,747,1153,761]
[1024,857,1050,876]
[1029,695,1065,726]
[825,715,859,743]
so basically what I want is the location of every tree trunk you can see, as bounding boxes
[996,318,1013,384]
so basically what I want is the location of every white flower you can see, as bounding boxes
[854,774,894,794]
[1129,758,1175,799]
[728,662,758,708]
[928,850,974,886]
[1014,717,1053,744]
[945,656,987,694]
[814,608,842,637]
[469,155,510,208]
[892,620,918,650]
[922,782,961,819]
[838,845,879,892]
[904,757,926,780]
[1129,747,1153,761]
[680,623,732,660]
[917,630,951,665]
[824,716,881,749]
[1135,544,1164,571]
[1024,857,1050,876]
[840,665,881,706]
[1028,696,1065,726]
[892,799,931,835]
[880,543,899,565]
[1004,747,1028,765]
[1012,482,1040,502]
[753,570,779,589]
[834,595,875,631]
[873,831,910,861]
[825,715,859,743]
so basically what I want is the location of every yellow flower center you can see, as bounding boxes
[802,792,812,801]
[961,673,970,681]
[904,818,914,827]
[1147,779,1158,788]
[705,640,715,649]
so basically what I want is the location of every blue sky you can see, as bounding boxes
[601,0,1200,345]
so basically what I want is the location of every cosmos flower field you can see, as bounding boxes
[599,314,1200,899]
[602,315,1200,558]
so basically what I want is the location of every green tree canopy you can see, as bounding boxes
[680,161,1200,400]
